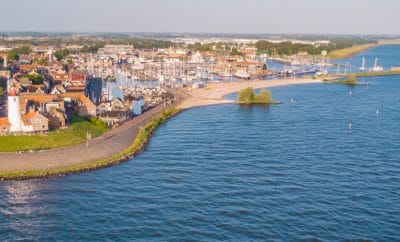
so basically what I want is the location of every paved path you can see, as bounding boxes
[0,105,165,173]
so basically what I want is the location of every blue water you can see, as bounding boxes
[2,48,400,241]
[333,45,400,72]
[270,44,400,74]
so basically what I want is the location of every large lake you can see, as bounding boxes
[1,45,400,241]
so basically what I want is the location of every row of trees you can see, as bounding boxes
[7,46,32,60]
[255,41,329,56]
[187,42,244,56]
[20,73,44,85]
[255,38,377,56]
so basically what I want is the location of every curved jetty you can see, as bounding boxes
[0,78,322,180]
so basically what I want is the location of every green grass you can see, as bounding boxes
[0,107,180,180]
[0,115,108,152]
[354,70,400,77]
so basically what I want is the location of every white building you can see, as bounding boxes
[6,86,49,133]
[7,88,23,132]
[189,51,204,64]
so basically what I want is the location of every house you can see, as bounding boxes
[51,84,67,95]
[96,102,112,113]
[76,94,96,117]
[70,72,87,86]
[97,98,129,113]
[99,111,128,127]
[51,72,69,83]
[18,54,32,64]
[45,107,67,130]
[27,85,46,94]
[22,111,49,133]
[111,98,128,112]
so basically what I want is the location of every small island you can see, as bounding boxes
[336,74,358,85]
[324,74,365,86]
[237,87,280,104]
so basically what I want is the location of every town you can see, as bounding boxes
[0,34,381,136]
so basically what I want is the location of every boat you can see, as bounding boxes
[220,71,233,77]
[234,70,251,79]
[192,82,205,89]
[278,68,294,76]
[294,68,318,76]
[371,58,384,72]
[359,57,366,71]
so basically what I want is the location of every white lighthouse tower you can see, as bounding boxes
[8,87,23,132]
[2,54,6,69]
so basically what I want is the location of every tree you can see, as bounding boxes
[347,74,357,85]
[7,46,32,61]
[254,89,272,103]
[54,48,69,61]
[230,47,243,56]
[21,73,44,85]
[238,87,255,103]
[238,87,275,104]
[7,50,19,61]
[18,46,31,55]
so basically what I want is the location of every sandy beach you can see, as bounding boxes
[179,78,323,109]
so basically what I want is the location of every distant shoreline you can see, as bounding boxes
[328,44,378,59]
[328,42,400,60]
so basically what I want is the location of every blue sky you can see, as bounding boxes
[0,0,399,34]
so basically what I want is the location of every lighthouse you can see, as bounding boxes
[8,87,23,132]
[2,54,6,69]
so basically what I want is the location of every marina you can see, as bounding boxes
[2,0,400,240]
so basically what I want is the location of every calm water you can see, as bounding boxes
[334,45,400,71]
[2,47,400,241]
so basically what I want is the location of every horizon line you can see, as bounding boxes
[0,31,399,38]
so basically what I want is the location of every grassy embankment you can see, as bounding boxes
[328,44,377,59]
[323,74,363,86]
[324,70,400,86]
[0,115,108,152]
[0,108,179,180]
[238,87,280,104]
[354,70,400,77]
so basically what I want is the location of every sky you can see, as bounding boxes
[0,0,399,35]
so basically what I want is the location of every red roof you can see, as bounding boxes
[23,111,37,120]
[0,117,10,126]
[8,88,17,96]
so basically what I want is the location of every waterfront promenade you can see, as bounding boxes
[0,104,165,173]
